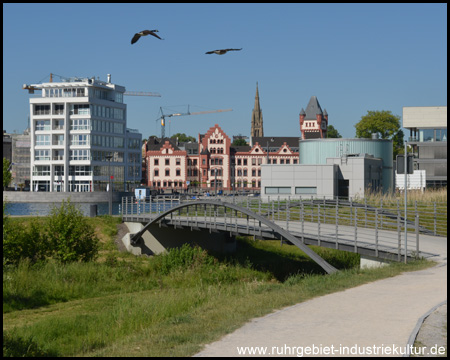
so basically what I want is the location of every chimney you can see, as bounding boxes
[107,74,111,83]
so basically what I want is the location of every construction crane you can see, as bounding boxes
[156,105,233,138]
[124,91,161,97]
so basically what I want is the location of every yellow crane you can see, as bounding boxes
[157,105,233,138]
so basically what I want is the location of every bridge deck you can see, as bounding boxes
[122,213,438,261]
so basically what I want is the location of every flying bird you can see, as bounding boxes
[205,48,242,55]
[131,30,163,44]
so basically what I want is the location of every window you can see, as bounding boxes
[252,169,256,176]
[265,187,291,194]
[176,169,181,176]
[34,150,50,161]
[36,135,50,146]
[154,159,159,166]
[243,159,248,166]
[252,158,256,165]
[70,119,90,130]
[34,105,50,115]
[165,158,170,165]
[54,119,64,130]
[154,169,159,177]
[295,187,317,195]
[243,169,247,176]
[54,165,64,176]
[33,165,50,176]
[35,120,50,131]
[237,159,242,165]
[69,166,92,176]
[165,169,170,176]
[176,158,181,165]
[286,159,290,164]
[54,104,64,115]
[71,134,89,146]
[70,149,90,161]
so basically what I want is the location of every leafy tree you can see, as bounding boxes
[327,125,342,138]
[170,133,196,143]
[3,158,13,189]
[232,138,248,146]
[45,200,99,263]
[355,110,404,158]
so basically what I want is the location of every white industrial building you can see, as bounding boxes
[261,138,392,200]
[26,74,142,192]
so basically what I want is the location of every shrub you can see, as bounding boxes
[3,205,48,266]
[152,243,216,275]
[45,200,99,263]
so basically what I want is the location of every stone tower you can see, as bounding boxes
[251,82,264,137]
[299,96,328,139]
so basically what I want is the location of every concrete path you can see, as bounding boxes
[194,234,447,357]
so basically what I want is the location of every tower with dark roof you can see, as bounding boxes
[299,96,328,139]
[251,82,264,137]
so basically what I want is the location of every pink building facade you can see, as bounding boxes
[143,124,299,192]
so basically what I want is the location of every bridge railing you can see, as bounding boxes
[121,194,445,260]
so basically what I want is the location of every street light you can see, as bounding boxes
[106,154,113,215]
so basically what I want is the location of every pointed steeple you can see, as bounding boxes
[304,96,323,119]
[251,82,264,137]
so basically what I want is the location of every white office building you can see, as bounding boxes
[27,74,142,192]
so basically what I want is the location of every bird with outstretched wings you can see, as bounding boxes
[205,48,242,55]
[131,30,164,44]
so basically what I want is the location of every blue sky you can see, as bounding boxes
[3,3,447,140]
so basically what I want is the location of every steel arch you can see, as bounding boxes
[130,200,338,274]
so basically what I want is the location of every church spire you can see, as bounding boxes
[251,82,264,137]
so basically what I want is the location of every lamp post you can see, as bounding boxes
[106,154,113,215]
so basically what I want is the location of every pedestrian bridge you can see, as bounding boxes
[121,196,439,273]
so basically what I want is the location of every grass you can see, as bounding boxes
[3,216,437,357]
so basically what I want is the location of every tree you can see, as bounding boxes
[232,138,247,146]
[327,125,342,138]
[170,133,196,143]
[45,200,99,263]
[355,110,404,158]
[3,158,13,189]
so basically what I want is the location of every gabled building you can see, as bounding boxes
[143,125,299,192]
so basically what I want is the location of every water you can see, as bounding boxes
[5,202,122,216]
[4,200,181,217]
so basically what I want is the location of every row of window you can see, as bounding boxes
[42,87,124,103]
[35,119,125,134]
[33,165,127,180]
[34,149,133,162]
[265,186,317,195]
[34,104,125,120]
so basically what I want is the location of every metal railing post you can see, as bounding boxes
[354,207,358,253]
[397,207,401,262]
[317,204,321,247]
[415,215,420,258]
[434,202,437,236]
[375,208,379,257]
[335,197,339,249]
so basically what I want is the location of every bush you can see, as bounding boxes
[152,244,216,275]
[3,206,48,266]
[45,200,99,263]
